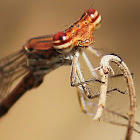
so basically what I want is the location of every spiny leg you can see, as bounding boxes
[70,51,94,99]
[107,88,127,94]
[71,53,99,114]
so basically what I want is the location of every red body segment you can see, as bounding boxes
[25,35,54,51]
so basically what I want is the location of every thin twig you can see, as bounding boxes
[95,54,136,140]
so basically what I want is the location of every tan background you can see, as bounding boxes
[0,0,140,140]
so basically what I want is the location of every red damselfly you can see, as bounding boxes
[0,8,139,139]
[0,8,102,117]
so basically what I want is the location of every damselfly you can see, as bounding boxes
[0,8,102,116]
[0,8,139,138]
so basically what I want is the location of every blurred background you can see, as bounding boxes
[0,0,140,140]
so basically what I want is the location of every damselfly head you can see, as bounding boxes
[53,9,101,54]
[53,32,73,54]
[71,9,101,47]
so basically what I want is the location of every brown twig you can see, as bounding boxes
[94,54,136,140]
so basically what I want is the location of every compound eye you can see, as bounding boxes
[85,9,101,29]
[86,9,96,18]
[53,32,73,53]
[85,9,99,21]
